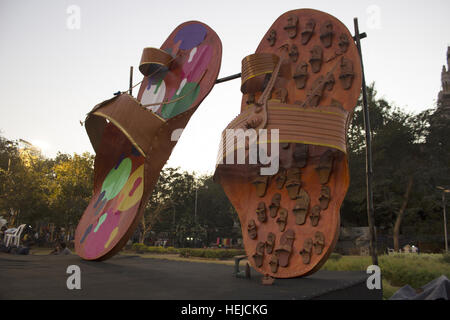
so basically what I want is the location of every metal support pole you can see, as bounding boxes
[215,73,241,84]
[443,192,449,253]
[194,188,198,223]
[129,66,134,96]
[354,18,378,265]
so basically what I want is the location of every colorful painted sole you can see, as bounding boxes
[214,9,362,278]
[75,21,222,260]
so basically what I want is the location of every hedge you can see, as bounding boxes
[178,248,246,259]
[131,243,179,254]
[131,244,245,259]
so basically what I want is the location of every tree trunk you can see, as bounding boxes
[138,203,170,244]
[393,175,414,251]
[139,216,146,244]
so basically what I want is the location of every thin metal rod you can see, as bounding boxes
[354,18,378,266]
[353,32,367,41]
[215,73,241,84]
[194,187,198,223]
[443,192,448,253]
[129,66,134,96]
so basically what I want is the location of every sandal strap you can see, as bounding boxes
[275,244,292,253]
[215,62,348,167]
[216,101,349,167]
[139,47,174,76]
[86,67,207,157]
[85,94,165,157]
[300,248,311,254]
[257,56,282,107]
[241,53,279,94]
[285,234,295,240]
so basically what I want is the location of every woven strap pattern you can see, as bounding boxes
[216,101,349,165]
[241,53,280,94]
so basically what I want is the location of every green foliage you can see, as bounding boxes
[328,253,342,261]
[322,255,372,271]
[131,243,179,254]
[343,83,448,250]
[140,167,238,246]
[130,244,245,259]
[131,243,147,253]
[47,152,94,227]
[0,136,53,225]
[379,254,449,288]
[382,279,400,300]
[0,134,93,230]
[0,133,237,243]
[441,253,450,264]
[178,248,245,259]
[322,254,450,298]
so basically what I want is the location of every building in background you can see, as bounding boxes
[435,47,450,123]
[18,139,41,167]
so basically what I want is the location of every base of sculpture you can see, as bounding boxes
[1,253,381,300]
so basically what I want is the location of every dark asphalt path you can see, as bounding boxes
[0,253,381,300]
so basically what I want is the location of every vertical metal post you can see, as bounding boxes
[194,187,198,223]
[129,66,134,96]
[443,192,449,253]
[354,18,378,265]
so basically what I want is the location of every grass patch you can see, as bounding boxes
[328,253,343,261]
[322,253,450,299]
[441,253,450,264]
[379,254,449,288]
[29,247,53,255]
[131,243,180,254]
[131,244,245,259]
[381,279,400,300]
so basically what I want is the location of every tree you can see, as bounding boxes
[0,131,240,247]
[0,135,52,227]
[344,84,435,251]
[47,152,94,230]
[139,167,199,244]
[140,167,238,247]
[195,176,239,244]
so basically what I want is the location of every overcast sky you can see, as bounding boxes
[1,0,449,174]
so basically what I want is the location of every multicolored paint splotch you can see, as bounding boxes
[139,22,214,119]
[75,21,222,260]
[76,146,144,260]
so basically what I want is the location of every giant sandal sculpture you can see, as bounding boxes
[75,21,222,260]
[214,9,362,278]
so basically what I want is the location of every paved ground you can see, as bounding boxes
[0,253,381,300]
